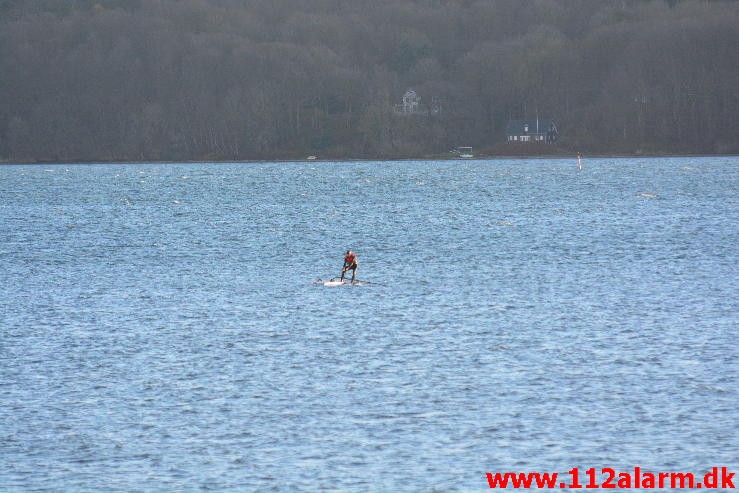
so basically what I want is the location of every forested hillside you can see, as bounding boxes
[1,0,738,161]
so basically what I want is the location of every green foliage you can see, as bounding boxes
[1,0,738,161]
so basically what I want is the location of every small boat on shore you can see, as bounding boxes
[456,146,474,158]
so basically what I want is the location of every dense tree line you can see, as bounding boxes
[1,0,737,161]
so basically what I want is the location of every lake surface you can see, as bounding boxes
[1,157,737,491]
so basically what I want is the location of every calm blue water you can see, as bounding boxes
[1,157,737,492]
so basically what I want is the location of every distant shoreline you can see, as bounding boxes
[2,152,737,166]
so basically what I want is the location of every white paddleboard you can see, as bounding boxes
[314,278,361,286]
[313,278,376,287]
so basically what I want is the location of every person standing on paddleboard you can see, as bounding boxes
[340,250,358,282]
